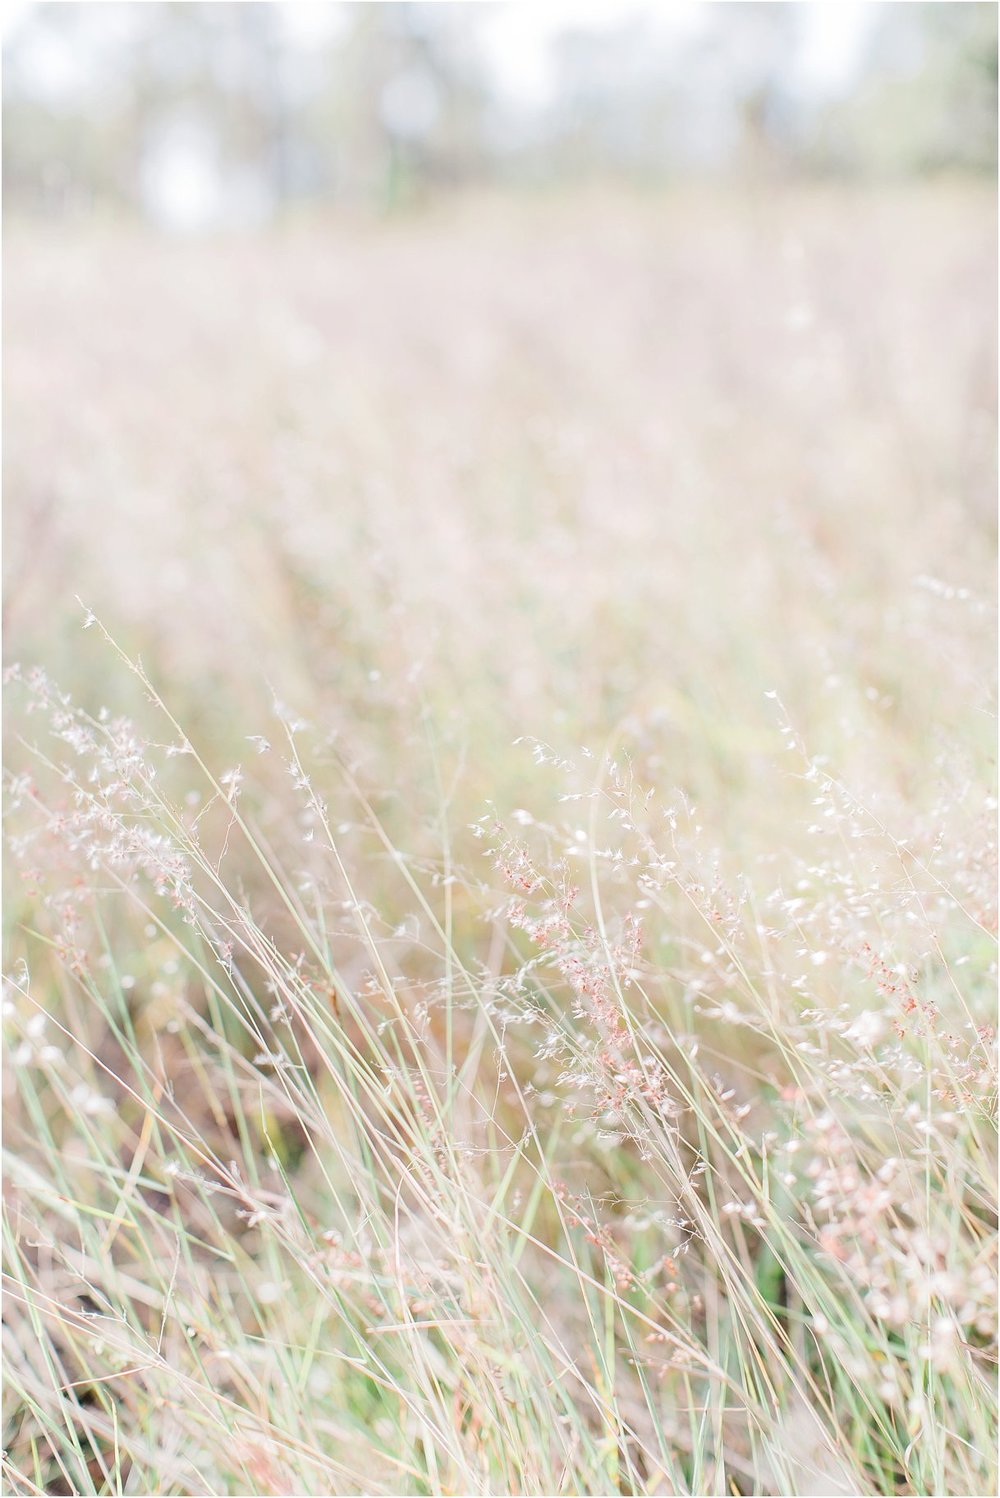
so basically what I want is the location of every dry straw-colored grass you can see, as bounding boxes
[3,186,997,1495]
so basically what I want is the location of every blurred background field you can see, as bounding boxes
[3,5,998,1496]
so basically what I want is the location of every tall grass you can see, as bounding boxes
[3,187,997,1495]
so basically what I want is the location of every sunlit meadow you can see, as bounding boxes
[4,184,997,1495]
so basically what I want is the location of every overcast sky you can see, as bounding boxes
[479,2,875,106]
[5,2,877,110]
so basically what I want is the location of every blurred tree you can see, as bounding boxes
[809,2,998,177]
[2,1,996,226]
[325,2,491,209]
[543,16,679,182]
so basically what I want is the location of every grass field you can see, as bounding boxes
[3,185,997,1496]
